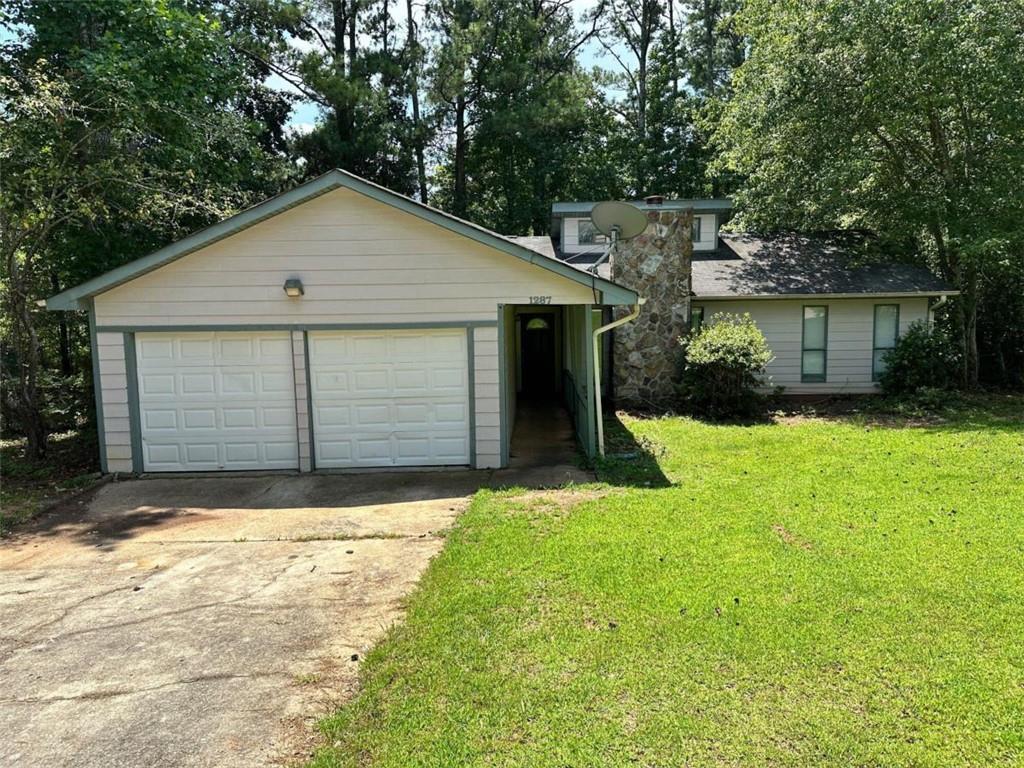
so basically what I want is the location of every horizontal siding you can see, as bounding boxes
[97,332,133,473]
[473,327,501,468]
[693,214,717,252]
[694,298,929,393]
[94,188,594,327]
[563,213,718,253]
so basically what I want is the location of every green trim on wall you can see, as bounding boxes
[87,300,108,473]
[303,332,316,472]
[582,304,597,457]
[123,332,144,473]
[801,304,829,383]
[95,321,498,334]
[497,306,509,468]
[46,169,637,311]
[467,327,477,468]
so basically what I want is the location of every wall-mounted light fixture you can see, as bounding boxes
[283,278,304,297]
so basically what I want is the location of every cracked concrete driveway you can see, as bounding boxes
[0,471,539,768]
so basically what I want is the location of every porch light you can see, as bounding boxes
[283,278,304,297]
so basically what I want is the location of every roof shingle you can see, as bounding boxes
[691,233,955,298]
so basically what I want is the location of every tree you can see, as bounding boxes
[1,0,290,455]
[712,0,1024,386]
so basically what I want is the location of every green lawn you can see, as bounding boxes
[312,397,1024,767]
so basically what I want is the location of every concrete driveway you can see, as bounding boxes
[0,467,586,768]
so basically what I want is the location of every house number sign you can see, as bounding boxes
[529,296,552,305]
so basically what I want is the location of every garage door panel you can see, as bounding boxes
[310,329,470,468]
[136,331,298,472]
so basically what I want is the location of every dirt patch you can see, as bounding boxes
[503,488,611,509]
[772,524,814,551]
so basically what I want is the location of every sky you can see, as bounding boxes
[277,0,609,134]
[1,2,612,136]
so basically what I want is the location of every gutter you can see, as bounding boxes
[592,299,645,458]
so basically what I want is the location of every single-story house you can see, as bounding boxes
[47,170,637,473]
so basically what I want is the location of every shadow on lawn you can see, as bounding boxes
[594,411,673,488]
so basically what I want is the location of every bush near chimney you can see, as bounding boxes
[679,313,774,418]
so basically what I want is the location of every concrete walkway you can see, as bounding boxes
[0,464,591,768]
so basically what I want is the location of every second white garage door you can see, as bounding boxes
[308,329,471,468]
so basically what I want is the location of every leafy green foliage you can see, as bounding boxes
[679,312,773,417]
[878,321,960,396]
[712,0,1024,385]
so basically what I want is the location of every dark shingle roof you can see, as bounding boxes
[692,233,955,298]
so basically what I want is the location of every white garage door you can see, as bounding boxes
[135,331,299,471]
[309,329,471,468]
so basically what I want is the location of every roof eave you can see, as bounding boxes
[47,169,638,310]
[694,290,960,300]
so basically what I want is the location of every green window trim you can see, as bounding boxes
[872,303,900,382]
[801,305,828,383]
[690,306,704,332]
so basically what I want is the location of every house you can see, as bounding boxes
[48,172,955,475]
[47,170,637,473]
[551,198,957,405]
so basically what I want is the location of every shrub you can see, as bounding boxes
[878,321,960,395]
[679,312,774,418]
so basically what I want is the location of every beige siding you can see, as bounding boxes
[473,326,501,468]
[692,297,930,394]
[692,214,718,252]
[563,213,718,254]
[96,332,133,472]
[94,188,594,327]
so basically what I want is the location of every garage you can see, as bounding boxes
[308,328,470,468]
[47,169,637,474]
[136,331,299,471]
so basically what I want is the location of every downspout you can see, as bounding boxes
[929,294,949,327]
[592,299,645,458]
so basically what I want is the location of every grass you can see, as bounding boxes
[309,395,1024,767]
[1,429,101,536]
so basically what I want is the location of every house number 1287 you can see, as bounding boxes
[529,296,551,304]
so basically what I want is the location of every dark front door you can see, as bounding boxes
[520,313,556,397]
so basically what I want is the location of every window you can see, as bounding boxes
[801,305,828,382]
[577,219,606,246]
[692,217,702,243]
[690,306,704,332]
[872,304,900,381]
[525,317,549,331]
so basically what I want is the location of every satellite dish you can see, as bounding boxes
[591,201,648,242]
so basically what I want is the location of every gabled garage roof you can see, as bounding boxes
[47,169,638,310]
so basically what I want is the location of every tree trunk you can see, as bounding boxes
[5,256,47,458]
[453,94,468,217]
[406,0,428,204]
[51,272,73,375]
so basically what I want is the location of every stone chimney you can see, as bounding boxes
[610,207,693,410]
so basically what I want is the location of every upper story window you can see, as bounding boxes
[578,219,607,245]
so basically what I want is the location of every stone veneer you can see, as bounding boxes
[610,208,693,409]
